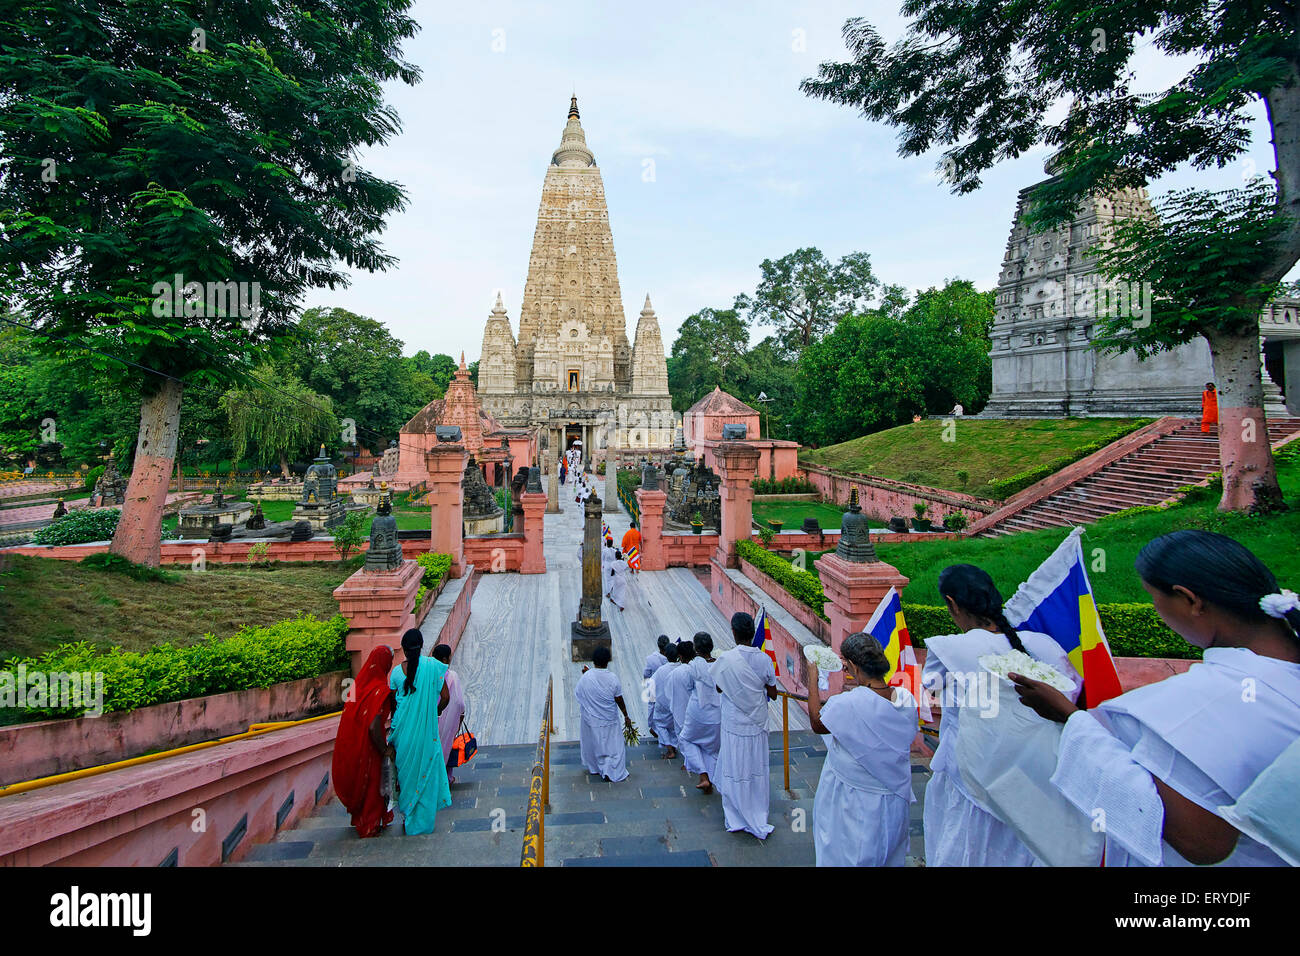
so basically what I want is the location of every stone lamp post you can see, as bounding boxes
[570,491,611,661]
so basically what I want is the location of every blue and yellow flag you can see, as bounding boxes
[1003,527,1122,708]
[864,586,930,720]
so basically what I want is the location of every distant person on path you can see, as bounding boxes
[711,612,778,839]
[576,646,633,782]
[677,632,722,794]
[389,629,453,835]
[607,549,630,612]
[560,457,567,485]
[1201,382,1219,433]
[806,633,917,867]
[649,643,682,757]
[922,565,1081,866]
[432,643,466,785]
[332,645,396,838]
[1012,530,1300,866]
[622,520,642,572]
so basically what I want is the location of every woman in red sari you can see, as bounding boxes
[332,645,396,838]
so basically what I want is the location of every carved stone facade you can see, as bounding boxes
[984,166,1294,417]
[478,96,673,461]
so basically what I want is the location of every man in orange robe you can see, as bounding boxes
[621,520,641,572]
[1201,382,1219,433]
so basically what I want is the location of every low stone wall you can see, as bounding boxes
[0,672,347,788]
[801,462,996,525]
[3,538,353,564]
[464,533,524,572]
[662,530,718,567]
[421,567,478,657]
[738,556,831,644]
[0,717,337,866]
[752,493,819,503]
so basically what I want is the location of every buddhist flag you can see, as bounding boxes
[864,587,931,721]
[753,608,779,676]
[1003,526,1123,708]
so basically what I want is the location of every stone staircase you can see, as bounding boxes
[980,418,1300,537]
[234,733,931,867]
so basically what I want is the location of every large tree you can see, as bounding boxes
[737,248,881,354]
[220,366,337,477]
[666,306,751,413]
[0,1,420,564]
[802,3,1300,511]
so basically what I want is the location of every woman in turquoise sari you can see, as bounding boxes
[389,629,453,835]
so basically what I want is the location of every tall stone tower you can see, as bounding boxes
[479,96,673,460]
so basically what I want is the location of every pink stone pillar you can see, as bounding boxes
[426,444,468,578]
[815,552,910,694]
[519,491,547,574]
[333,560,425,676]
[712,441,761,569]
[635,487,667,571]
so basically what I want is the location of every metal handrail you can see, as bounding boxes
[520,675,554,867]
[775,689,808,794]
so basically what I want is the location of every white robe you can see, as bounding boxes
[921,628,1080,867]
[1050,646,1300,866]
[607,559,629,609]
[678,655,722,777]
[649,662,681,749]
[814,686,918,867]
[575,667,629,782]
[663,660,698,737]
[643,651,667,680]
[712,646,777,839]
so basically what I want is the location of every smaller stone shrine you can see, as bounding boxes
[292,445,347,532]
[835,488,877,563]
[92,457,128,506]
[178,483,254,538]
[663,456,721,531]
[363,483,403,572]
[462,454,505,535]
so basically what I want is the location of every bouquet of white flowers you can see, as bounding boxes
[803,644,841,690]
[978,649,1075,694]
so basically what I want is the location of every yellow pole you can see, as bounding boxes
[782,693,791,793]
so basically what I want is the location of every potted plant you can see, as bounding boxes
[943,510,969,532]
[911,502,932,532]
[768,518,784,532]
[691,510,704,534]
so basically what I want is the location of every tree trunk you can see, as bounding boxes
[280,451,290,479]
[110,378,183,566]
[1206,328,1285,514]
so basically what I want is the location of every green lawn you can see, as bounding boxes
[799,418,1150,497]
[780,455,1300,608]
[162,498,431,535]
[753,501,850,530]
[0,555,363,660]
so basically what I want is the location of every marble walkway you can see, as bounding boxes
[449,475,809,745]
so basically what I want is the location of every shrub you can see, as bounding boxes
[80,552,180,584]
[247,541,271,566]
[752,476,817,495]
[1,614,350,720]
[736,538,828,620]
[942,510,968,531]
[84,465,104,493]
[416,551,452,591]
[32,508,120,545]
[986,420,1154,499]
[616,468,642,498]
[756,526,775,546]
[331,511,367,560]
[899,602,1199,661]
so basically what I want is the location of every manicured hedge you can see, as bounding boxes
[1,614,350,720]
[753,476,817,495]
[413,552,453,613]
[987,420,1153,499]
[31,507,120,545]
[900,602,1199,660]
[736,539,828,621]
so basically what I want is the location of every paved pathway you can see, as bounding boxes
[451,479,808,746]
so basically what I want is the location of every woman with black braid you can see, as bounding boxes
[921,564,1083,866]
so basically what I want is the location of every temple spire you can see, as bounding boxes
[569,94,579,119]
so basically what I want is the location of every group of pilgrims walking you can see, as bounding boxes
[573,528,1300,868]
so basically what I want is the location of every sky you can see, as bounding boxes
[302,0,1288,362]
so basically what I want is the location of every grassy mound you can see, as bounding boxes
[799,418,1150,497]
[0,554,362,661]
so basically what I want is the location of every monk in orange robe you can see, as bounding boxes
[1201,382,1218,433]
[621,520,641,572]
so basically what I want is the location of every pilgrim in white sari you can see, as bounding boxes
[677,655,722,777]
[711,645,777,839]
[648,660,681,751]
[813,685,918,867]
[1049,646,1300,866]
[643,650,667,680]
[575,667,629,782]
[663,660,697,745]
[438,667,466,770]
[921,628,1081,867]
[607,558,630,610]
